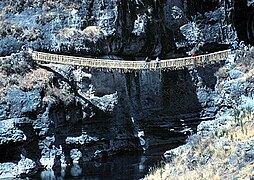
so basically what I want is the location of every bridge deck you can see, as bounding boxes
[0,50,230,72]
[32,50,229,71]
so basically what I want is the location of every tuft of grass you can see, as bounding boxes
[215,66,229,79]
[81,26,103,37]
[224,113,254,142]
[145,107,254,180]
[58,28,79,39]
[19,69,53,91]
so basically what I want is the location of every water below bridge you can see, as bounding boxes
[31,114,207,180]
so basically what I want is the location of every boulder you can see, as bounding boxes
[70,149,82,163]
[0,162,18,179]
[0,118,27,145]
[17,157,37,177]
[229,70,244,79]
[7,88,41,118]
[89,92,118,112]
[0,158,36,179]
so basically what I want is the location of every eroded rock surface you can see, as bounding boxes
[1,0,252,57]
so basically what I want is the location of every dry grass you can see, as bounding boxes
[235,49,254,73]
[58,28,79,39]
[237,68,254,82]
[238,163,254,179]
[57,26,103,42]
[145,110,254,180]
[0,68,51,99]
[81,26,103,38]
[0,52,74,106]
[215,66,229,79]
[224,112,254,142]
[19,69,53,91]
[215,49,254,82]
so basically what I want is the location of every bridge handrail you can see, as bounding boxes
[32,49,230,62]
[31,49,230,71]
[0,49,230,71]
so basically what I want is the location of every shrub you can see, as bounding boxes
[82,26,102,37]
[215,67,229,79]
[58,28,80,39]
[19,69,53,91]
[37,12,56,25]
[46,86,74,103]
[236,48,254,72]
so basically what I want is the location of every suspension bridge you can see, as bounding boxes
[1,49,231,72]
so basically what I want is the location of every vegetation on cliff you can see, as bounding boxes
[145,48,254,179]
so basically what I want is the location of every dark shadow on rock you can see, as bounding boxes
[195,61,225,90]
[161,69,202,115]
[234,0,254,44]
[0,123,40,163]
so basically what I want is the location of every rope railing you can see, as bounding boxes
[1,49,230,72]
[0,56,11,62]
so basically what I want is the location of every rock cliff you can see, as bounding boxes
[0,49,224,178]
[0,0,253,56]
[146,48,254,180]
[0,0,253,178]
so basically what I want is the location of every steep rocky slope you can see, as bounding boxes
[0,51,225,178]
[1,0,253,57]
[145,48,254,179]
[0,52,122,177]
[0,0,253,178]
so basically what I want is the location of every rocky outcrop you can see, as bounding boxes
[0,118,28,145]
[0,52,144,176]
[1,0,251,57]
[234,0,254,44]
[146,48,254,179]
[0,49,222,178]
[186,48,254,142]
[7,88,41,118]
[66,133,99,145]
[0,157,37,178]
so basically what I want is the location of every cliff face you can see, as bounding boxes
[234,0,254,44]
[0,0,253,178]
[0,53,133,174]
[0,52,222,176]
[147,48,254,180]
[1,0,252,56]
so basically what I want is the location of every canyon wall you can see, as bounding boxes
[1,0,253,57]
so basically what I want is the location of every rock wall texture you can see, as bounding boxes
[157,48,254,180]
[0,51,222,178]
[0,0,253,178]
[0,0,253,56]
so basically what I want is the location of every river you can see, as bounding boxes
[34,115,206,180]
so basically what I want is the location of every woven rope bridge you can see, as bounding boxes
[1,50,230,72]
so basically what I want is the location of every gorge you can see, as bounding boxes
[0,0,253,179]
